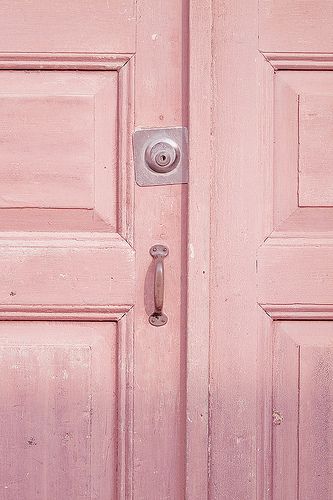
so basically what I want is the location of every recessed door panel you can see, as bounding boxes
[273,322,333,499]
[0,322,117,500]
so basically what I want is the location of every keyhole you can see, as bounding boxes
[155,151,171,167]
[145,139,180,173]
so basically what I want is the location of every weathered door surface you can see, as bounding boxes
[0,2,187,499]
[208,1,333,499]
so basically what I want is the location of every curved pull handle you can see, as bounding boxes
[149,245,169,326]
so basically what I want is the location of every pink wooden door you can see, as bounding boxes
[207,1,333,499]
[0,2,187,499]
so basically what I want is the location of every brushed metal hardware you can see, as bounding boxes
[145,138,180,173]
[133,127,188,186]
[149,244,169,326]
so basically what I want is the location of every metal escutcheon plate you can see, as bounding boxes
[133,127,188,186]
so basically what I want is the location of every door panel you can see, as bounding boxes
[258,13,333,500]
[0,1,186,499]
[0,70,117,219]
[0,58,134,494]
[0,322,117,499]
[209,1,333,498]
[273,322,333,499]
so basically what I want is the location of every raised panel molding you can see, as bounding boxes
[263,52,333,70]
[0,71,117,214]
[274,70,333,212]
[260,55,333,231]
[261,304,333,320]
[257,55,333,313]
[0,53,134,234]
[0,53,134,70]
[0,54,135,319]
[0,304,133,321]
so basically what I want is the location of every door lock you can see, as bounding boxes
[133,127,188,186]
[145,139,180,173]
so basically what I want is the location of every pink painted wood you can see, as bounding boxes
[0,2,191,499]
[0,57,135,498]
[10,1,333,498]
[273,322,333,498]
[209,1,333,499]
[134,1,187,497]
[186,1,211,498]
[0,322,117,499]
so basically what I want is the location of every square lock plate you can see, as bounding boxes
[133,127,188,186]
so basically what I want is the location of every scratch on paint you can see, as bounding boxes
[189,243,195,259]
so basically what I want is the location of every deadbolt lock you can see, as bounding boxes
[145,139,179,173]
[133,127,188,186]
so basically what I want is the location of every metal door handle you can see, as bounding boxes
[149,245,169,326]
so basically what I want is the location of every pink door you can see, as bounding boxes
[0,2,187,499]
[206,1,333,499]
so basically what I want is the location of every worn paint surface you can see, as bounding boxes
[0,1,188,498]
[0,322,117,499]
[210,1,333,499]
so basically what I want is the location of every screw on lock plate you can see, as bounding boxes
[133,127,188,186]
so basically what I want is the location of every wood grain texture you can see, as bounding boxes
[117,58,135,245]
[0,3,136,498]
[0,0,136,53]
[0,209,113,232]
[259,0,333,53]
[256,308,273,500]
[134,0,187,498]
[278,70,333,96]
[0,236,134,308]
[299,343,333,499]
[274,73,299,226]
[209,3,273,498]
[272,71,333,210]
[0,322,117,499]
[299,94,333,206]
[273,322,300,498]
[186,1,211,498]
[117,311,134,499]
[0,94,94,209]
[214,3,333,499]
[271,208,333,238]
[0,70,118,226]
[273,322,333,499]
[258,241,333,304]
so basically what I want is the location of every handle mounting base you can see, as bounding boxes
[149,312,168,327]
